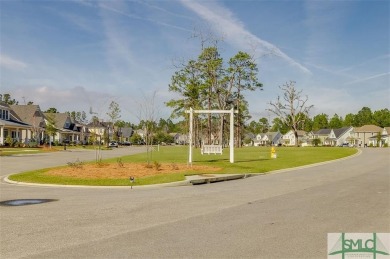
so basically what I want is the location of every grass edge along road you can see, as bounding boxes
[8,146,358,186]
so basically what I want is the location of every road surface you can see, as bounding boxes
[1,148,389,258]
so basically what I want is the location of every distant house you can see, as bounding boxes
[282,130,308,146]
[44,113,81,143]
[243,132,255,146]
[72,120,90,144]
[368,127,390,147]
[353,125,383,147]
[118,127,133,142]
[10,104,46,143]
[87,121,110,144]
[0,102,32,145]
[169,133,188,145]
[313,126,353,146]
[134,129,146,140]
[253,131,282,146]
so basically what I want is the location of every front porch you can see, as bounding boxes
[0,120,32,146]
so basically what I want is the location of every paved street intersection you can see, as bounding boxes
[1,147,389,258]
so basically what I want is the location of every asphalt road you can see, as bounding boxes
[0,148,389,258]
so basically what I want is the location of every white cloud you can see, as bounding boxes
[0,54,28,70]
[179,0,310,74]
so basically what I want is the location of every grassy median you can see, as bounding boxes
[8,146,358,186]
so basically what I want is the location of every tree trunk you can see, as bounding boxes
[294,129,299,147]
[208,89,211,145]
[236,87,241,148]
[219,114,224,147]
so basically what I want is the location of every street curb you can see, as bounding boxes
[267,148,362,175]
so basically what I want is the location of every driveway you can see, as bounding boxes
[0,148,389,258]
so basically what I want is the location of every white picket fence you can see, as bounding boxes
[201,145,223,155]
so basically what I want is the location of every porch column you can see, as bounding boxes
[0,126,4,145]
[16,128,20,141]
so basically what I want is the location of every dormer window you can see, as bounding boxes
[0,109,10,120]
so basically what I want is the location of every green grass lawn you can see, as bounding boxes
[8,146,358,186]
[120,146,358,174]
[0,147,53,156]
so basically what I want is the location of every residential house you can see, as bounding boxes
[118,127,133,143]
[72,120,90,144]
[169,133,188,145]
[44,113,81,143]
[353,125,383,147]
[282,130,309,146]
[243,132,255,146]
[134,129,146,140]
[10,104,46,143]
[0,102,32,145]
[368,127,390,147]
[87,121,110,144]
[253,131,282,146]
[313,126,354,146]
[253,133,264,146]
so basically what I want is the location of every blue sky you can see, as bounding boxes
[1,0,389,123]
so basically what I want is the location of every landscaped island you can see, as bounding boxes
[8,146,358,186]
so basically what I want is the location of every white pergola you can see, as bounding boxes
[185,108,237,164]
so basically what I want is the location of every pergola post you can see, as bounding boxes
[188,108,193,166]
[229,108,234,163]
[186,108,237,164]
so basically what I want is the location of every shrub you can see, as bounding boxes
[28,141,38,148]
[171,163,179,170]
[312,138,321,147]
[5,135,12,146]
[67,159,84,169]
[96,160,108,167]
[154,161,162,171]
[117,158,124,168]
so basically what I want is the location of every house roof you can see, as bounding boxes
[264,131,281,141]
[44,113,71,129]
[1,102,24,122]
[314,129,332,135]
[0,118,31,128]
[314,127,352,139]
[333,126,353,138]
[9,104,44,126]
[354,124,383,133]
[119,127,133,137]
[296,130,307,136]
[86,121,111,128]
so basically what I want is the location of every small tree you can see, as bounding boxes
[268,81,313,147]
[312,138,321,147]
[45,114,58,149]
[106,101,121,144]
[376,131,382,147]
[135,92,159,165]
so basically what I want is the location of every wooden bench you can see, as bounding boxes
[201,145,223,155]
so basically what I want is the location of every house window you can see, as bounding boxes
[1,109,9,120]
